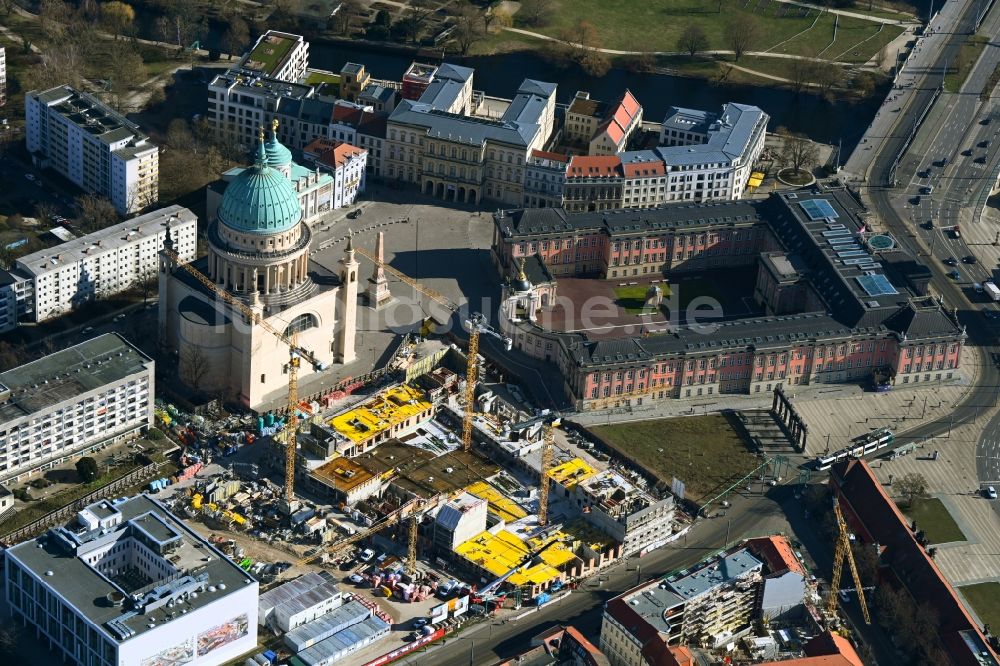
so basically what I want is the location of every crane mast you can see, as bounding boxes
[461,328,480,452]
[163,249,322,505]
[538,426,554,526]
[827,501,872,624]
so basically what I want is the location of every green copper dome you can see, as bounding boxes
[218,141,301,235]
[265,132,293,169]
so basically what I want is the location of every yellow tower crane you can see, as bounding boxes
[352,245,511,453]
[162,248,327,505]
[827,500,872,624]
[538,425,554,526]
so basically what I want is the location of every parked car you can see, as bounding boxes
[24,174,35,182]
[347,208,363,219]
[944,256,957,266]
[114,313,126,321]
[963,255,978,264]
[358,548,375,562]
[921,185,934,195]
[82,326,94,334]
[413,618,428,629]
[986,486,998,500]
[949,269,961,280]
[349,573,365,584]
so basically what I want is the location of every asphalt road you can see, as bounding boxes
[396,489,790,666]
[863,0,1000,502]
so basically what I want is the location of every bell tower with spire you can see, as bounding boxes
[337,234,359,363]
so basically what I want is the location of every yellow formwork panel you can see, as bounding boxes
[546,458,597,488]
[465,481,527,522]
[456,528,574,587]
[327,384,432,443]
[455,529,528,578]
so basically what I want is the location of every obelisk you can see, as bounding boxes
[365,231,392,309]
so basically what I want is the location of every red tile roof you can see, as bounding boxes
[613,105,633,132]
[595,117,625,145]
[567,155,622,178]
[747,535,806,577]
[303,138,366,169]
[831,459,1000,666]
[531,149,571,163]
[622,161,666,178]
[619,89,641,118]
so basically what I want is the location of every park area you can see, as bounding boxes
[588,413,759,504]
[518,0,907,63]
[904,497,966,544]
[959,582,1000,633]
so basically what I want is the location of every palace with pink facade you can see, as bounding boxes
[491,187,965,410]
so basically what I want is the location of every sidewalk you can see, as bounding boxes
[571,349,976,454]
[841,0,967,181]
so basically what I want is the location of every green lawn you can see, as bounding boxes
[769,13,903,61]
[246,32,295,75]
[518,0,892,59]
[614,283,671,313]
[959,582,1000,631]
[945,33,989,92]
[904,497,966,544]
[589,414,758,503]
[305,70,341,86]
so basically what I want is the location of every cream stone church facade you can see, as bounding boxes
[158,130,358,409]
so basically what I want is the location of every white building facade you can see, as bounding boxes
[0,334,153,483]
[238,30,309,82]
[0,46,6,106]
[6,495,258,666]
[25,86,159,215]
[12,205,197,324]
[302,138,368,209]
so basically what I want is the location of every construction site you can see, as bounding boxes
[144,288,682,665]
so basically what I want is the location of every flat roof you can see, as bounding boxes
[210,71,314,101]
[666,548,763,600]
[546,458,597,489]
[33,86,151,147]
[16,205,196,276]
[327,384,432,444]
[465,480,528,522]
[6,495,255,644]
[0,333,152,424]
[241,31,301,77]
[313,456,376,492]
[455,526,577,586]
[617,580,685,633]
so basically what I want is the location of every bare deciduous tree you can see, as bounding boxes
[895,472,929,507]
[677,24,709,58]
[725,16,759,61]
[133,268,158,304]
[777,129,820,175]
[180,345,211,390]
[519,0,556,27]
[572,20,610,76]
[788,58,819,94]
[74,194,119,233]
[222,16,250,60]
[453,5,481,55]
